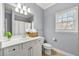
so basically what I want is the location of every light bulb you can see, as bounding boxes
[24,11,28,15]
[17,3,21,9]
[15,7,19,12]
[23,6,26,11]
[20,9,23,14]
[27,8,31,13]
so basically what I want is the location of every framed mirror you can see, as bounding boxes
[4,3,34,35]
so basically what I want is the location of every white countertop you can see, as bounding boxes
[0,36,44,48]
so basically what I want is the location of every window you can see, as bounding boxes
[56,7,78,32]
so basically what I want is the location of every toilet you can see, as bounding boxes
[43,43,52,55]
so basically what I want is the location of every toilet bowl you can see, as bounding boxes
[43,43,52,55]
[43,43,52,49]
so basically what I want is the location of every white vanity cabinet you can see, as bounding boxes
[0,37,44,56]
[3,44,22,56]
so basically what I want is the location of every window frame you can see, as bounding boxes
[55,6,78,32]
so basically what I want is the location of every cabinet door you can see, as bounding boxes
[32,40,42,56]
[22,46,29,56]
[23,46,33,56]
[3,44,22,56]
[22,41,34,56]
[23,40,42,56]
[0,49,3,56]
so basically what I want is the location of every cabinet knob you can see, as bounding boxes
[13,48,16,51]
[29,47,32,49]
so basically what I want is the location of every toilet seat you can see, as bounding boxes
[43,43,52,49]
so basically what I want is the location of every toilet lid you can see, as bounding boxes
[43,43,52,49]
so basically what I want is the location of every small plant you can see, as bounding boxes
[4,32,13,39]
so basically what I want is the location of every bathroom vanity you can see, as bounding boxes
[0,36,44,56]
[0,4,44,56]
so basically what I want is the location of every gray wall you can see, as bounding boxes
[44,3,79,55]
[24,3,44,36]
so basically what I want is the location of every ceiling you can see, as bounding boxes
[36,3,56,9]
[8,3,56,10]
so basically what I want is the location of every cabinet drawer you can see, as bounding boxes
[3,44,22,56]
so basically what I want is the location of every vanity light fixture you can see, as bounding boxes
[23,5,27,11]
[24,11,28,15]
[20,9,24,14]
[17,3,21,9]
[15,3,31,15]
[15,7,19,12]
[27,8,31,13]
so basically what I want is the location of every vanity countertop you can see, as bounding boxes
[0,36,44,48]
